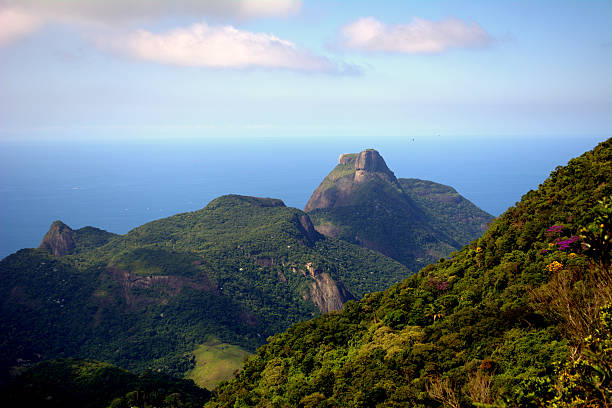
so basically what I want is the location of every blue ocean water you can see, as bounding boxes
[0,135,606,259]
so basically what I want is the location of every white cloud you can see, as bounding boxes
[237,0,302,19]
[97,22,335,72]
[0,0,301,45]
[0,8,43,45]
[340,17,492,53]
[0,0,301,23]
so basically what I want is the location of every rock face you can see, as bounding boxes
[303,263,354,313]
[305,149,402,212]
[105,267,216,309]
[294,214,321,244]
[353,149,397,184]
[39,221,76,257]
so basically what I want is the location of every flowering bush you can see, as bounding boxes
[546,225,565,236]
[427,277,449,291]
[556,236,581,251]
[546,261,564,273]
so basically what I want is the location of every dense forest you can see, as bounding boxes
[4,359,210,408]
[0,196,414,382]
[208,139,611,407]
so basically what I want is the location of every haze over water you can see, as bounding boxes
[0,135,604,259]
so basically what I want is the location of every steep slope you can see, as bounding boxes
[208,138,612,407]
[399,178,492,245]
[39,221,76,256]
[0,195,411,383]
[39,221,118,256]
[306,149,493,270]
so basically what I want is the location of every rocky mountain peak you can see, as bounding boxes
[355,149,389,172]
[337,149,392,174]
[304,149,401,212]
[354,149,396,184]
[39,220,76,257]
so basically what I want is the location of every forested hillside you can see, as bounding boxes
[208,138,612,407]
[0,196,411,384]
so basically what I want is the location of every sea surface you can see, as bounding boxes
[0,135,605,259]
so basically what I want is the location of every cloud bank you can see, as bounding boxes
[1,0,301,22]
[0,0,301,45]
[340,17,492,53]
[0,8,43,45]
[97,22,335,72]
[0,0,347,73]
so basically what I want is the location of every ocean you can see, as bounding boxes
[0,135,605,259]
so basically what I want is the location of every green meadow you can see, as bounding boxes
[185,339,252,389]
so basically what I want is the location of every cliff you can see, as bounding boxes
[38,221,76,257]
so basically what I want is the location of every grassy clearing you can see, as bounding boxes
[185,339,252,390]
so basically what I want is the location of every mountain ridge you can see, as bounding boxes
[0,193,412,384]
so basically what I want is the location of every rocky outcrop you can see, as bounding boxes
[294,214,321,245]
[313,224,341,238]
[303,263,354,313]
[105,267,216,309]
[304,149,402,212]
[338,153,357,165]
[354,150,398,185]
[355,149,393,175]
[39,221,76,257]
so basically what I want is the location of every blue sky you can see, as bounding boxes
[0,0,610,140]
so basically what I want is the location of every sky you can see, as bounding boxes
[0,0,611,141]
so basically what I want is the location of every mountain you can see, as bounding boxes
[0,195,412,385]
[39,221,118,256]
[208,138,612,407]
[306,149,493,270]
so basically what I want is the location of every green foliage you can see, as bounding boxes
[0,194,411,382]
[579,195,612,270]
[0,358,210,408]
[400,178,493,247]
[515,304,612,407]
[309,175,493,271]
[73,226,118,254]
[207,138,612,407]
